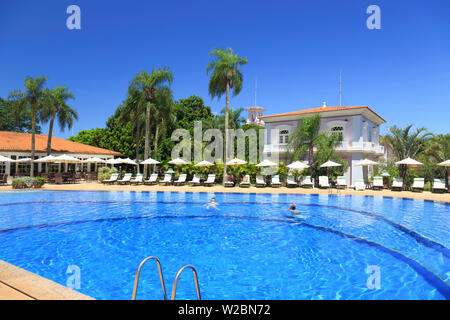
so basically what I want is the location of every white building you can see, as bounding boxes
[259,103,386,187]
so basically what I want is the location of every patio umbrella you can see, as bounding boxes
[194,160,214,167]
[381,171,390,177]
[53,154,83,163]
[141,158,160,165]
[166,168,175,174]
[168,158,189,165]
[256,160,278,167]
[226,158,247,165]
[106,158,122,165]
[0,155,14,162]
[120,158,137,165]
[14,158,33,163]
[83,157,106,163]
[356,159,379,182]
[395,157,423,188]
[34,155,58,163]
[287,161,309,170]
[320,160,342,179]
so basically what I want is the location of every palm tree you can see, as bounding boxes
[207,48,248,184]
[152,86,174,161]
[287,114,324,176]
[8,76,49,177]
[221,107,245,130]
[130,69,173,177]
[41,87,78,155]
[385,125,432,182]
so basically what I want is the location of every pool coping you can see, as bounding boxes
[0,259,94,300]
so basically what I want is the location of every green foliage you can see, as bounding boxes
[98,166,118,181]
[12,177,45,189]
[0,97,42,133]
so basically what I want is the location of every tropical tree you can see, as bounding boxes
[152,86,174,161]
[8,76,50,177]
[129,69,173,176]
[207,48,248,184]
[286,114,324,176]
[384,125,432,182]
[41,87,78,155]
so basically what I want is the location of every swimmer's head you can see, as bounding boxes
[290,204,296,210]
[211,197,215,202]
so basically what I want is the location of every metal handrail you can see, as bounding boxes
[170,264,201,300]
[132,256,167,300]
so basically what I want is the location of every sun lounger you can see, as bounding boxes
[271,175,281,187]
[174,173,187,186]
[391,178,403,191]
[144,173,158,185]
[203,174,215,186]
[286,175,298,188]
[319,176,329,189]
[239,175,251,188]
[224,175,235,187]
[412,178,424,192]
[300,176,313,188]
[160,173,173,185]
[432,179,447,193]
[130,173,143,185]
[118,173,132,185]
[255,175,266,187]
[354,179,366,191]
[188,174,201,186]
[372,176,383,190]
[102,173,119,184]
[336,176,347,189]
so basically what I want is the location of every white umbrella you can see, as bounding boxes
[0,155,14,162]
[53,154,83,163]
[120,158,137,165]
[355,159,378,166]
[226,158,247,165]
[194,160,214,167]
[168,158,188,165]
[395,157,422,167]
[438,160,450,167]
[83,157,106,163]
[141,158,160,165]
[14,157,33,163]
[106,158,122,165]
[320,160,342,168]
[287,161,309,170]
[256,160,278,167]
[34,155,58,163]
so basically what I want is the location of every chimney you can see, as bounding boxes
[322,101,327,108]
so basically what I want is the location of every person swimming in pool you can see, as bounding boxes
[205,197,219,210]
[290,204,305,218]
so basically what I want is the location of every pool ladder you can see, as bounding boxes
[131,256,201,300]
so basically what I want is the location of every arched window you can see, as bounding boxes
[331,126,344,134]
[279,129,290,144]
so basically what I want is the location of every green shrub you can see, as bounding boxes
[12,177,45,189]
[98,167,117,181]
[33,177,46,188]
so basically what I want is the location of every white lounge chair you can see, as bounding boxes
[301,176,313,188]
[286,175,298,188]
[271,175,281,187]
[412,178,424,192]
[239,175,250,188]
[102,173,119,184]
[372,176,383,190]
[130,173,143,185]
[174,173,187,186]
[144,173,158,185]
[117,173,132,185]
[255,175,266,187]
[354,179,366,191]
[319,176,329,189]
[391,178,403,191]
[224,175,235,187]
[188,174,201,186]
[203,174,215,186]
[160,173,173,185]
[336,176,347,189]
[432,179,447,193]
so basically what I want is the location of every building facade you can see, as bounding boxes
[0,131,121,176]
[259,103,386,187]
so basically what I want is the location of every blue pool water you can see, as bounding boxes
[0,191,448,300]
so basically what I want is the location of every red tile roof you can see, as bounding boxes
[0,131,121,156]
[260,106,386,123]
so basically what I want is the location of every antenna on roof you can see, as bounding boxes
[339,70,342,106]
[254,78,257,106]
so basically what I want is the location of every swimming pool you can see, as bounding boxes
[0,191,448,300]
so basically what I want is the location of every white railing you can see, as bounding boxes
[264,141,384,154]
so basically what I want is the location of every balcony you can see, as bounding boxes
[264,141,384,155]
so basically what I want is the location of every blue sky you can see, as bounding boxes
[1,0,449,138]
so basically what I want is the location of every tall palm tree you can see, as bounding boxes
[207,48,248,184]
[8,76,49,177]
[130,69,173,177]
[152,86,174,160]
[42,87,78,155]
[221,107,245,130]
[287,114,324,176]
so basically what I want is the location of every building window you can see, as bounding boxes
[331,126,344,134]
[279,129,289,144]
[0,162,5,174]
